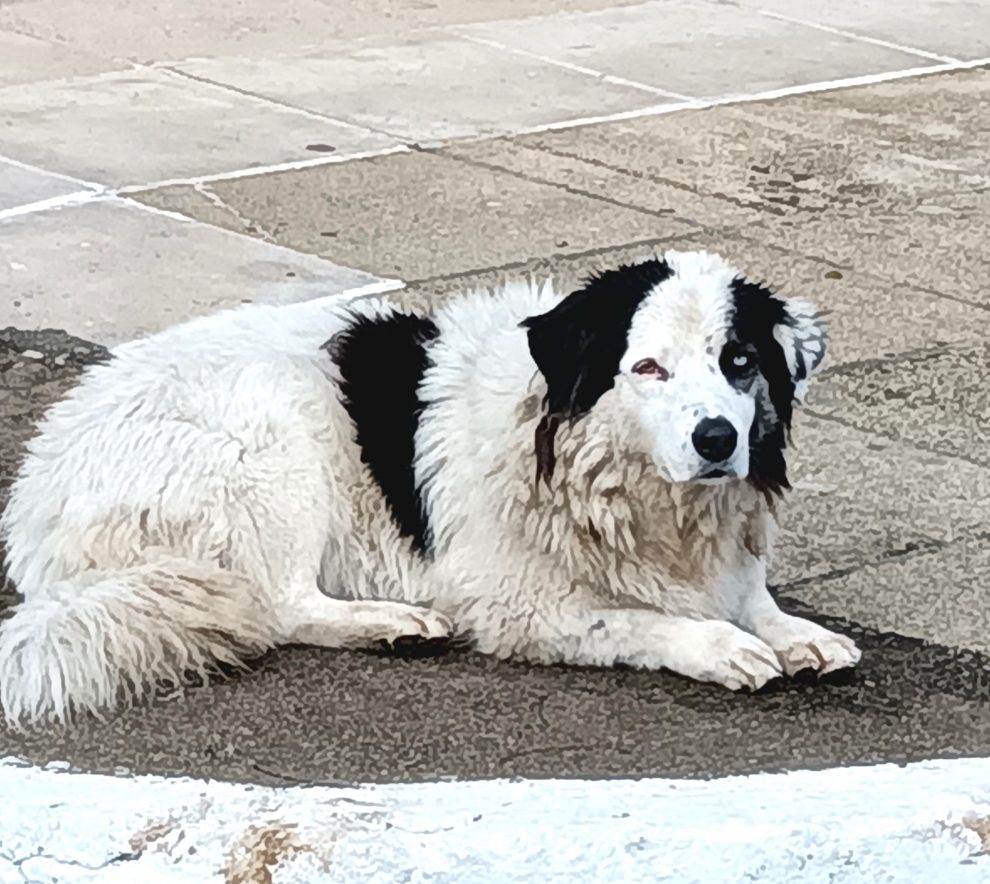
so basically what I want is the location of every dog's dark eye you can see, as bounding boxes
[721,346,757,377]
[631,358,669,380]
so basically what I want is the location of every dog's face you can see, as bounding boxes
[522,250,827,494]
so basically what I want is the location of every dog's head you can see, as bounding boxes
[521,250,827,496]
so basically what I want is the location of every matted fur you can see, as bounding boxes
[0,250,860,728]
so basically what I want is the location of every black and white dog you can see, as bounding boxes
[0,250,859,727]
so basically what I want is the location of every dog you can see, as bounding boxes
[0,249,860,727]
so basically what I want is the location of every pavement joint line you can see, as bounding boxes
[104,195,404,297]
[778,538,949,594]
[804,408,990,471]
[146,62,406,141]
[757,10,961,65]
[430,144,698,225]
[402,232,703,287]
[113,144,414,193]
[0,152,104,191]
[449,30,696,101]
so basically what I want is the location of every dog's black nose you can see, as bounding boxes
[692,416,738,463]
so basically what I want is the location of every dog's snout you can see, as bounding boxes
[692,416,737,463]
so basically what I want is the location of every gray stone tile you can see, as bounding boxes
[812,344,990,467]
[457,0,926,100]
[771,416,990,585]
[780,540,990,655]
[447,137,763,234]
[735,68,990,182]
[740,0,990,61]
[134,150,689,281]
[0,0,643,65]
[0,159,85,212]
[0,69,397,187]
[172,32,663,143]
[0,30,120,87]
[0,198,392,344]
[518,99,985,220]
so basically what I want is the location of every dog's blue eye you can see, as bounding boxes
[732,355,750,368]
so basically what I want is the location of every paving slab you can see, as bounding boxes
[739,0,990,62]
[812,343,990,467]
[133,150,686,280]
[0,0,643,65]
[456,0,926,100]
[446,136,765,234]
[0,198,393,344]
[733,68,990,181]
[0,68,397,188]
[515,98,987,222]
[771,415,990,586]
[0,30,120,88]
[172,34,663,143]
[0,159,87,213]
[780,540,990,656]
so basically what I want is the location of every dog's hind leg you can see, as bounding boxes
[275,584,453,649]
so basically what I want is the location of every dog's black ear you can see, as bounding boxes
[520,258,672,483]
[521,259,673,420]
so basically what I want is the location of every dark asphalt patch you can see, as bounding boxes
[1,600,988,786]
[1,331,987,785]
[0,327,111,595]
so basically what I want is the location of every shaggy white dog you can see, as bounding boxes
[0,250,860,727]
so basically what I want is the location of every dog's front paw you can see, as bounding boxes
[675,621,784,691]
[765,618,861,676]
[350,602,454,643]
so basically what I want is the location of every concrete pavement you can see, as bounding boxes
[2,2,990,870]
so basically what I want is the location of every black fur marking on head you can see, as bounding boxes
[521,258,674,484]
[325,310,439,556]
[726,278,796,499]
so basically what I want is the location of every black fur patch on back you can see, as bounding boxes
[326,310,439,555]
[521,258,673,484]
[727,279,796,498]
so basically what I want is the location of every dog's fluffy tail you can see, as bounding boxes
[0,559,275,729]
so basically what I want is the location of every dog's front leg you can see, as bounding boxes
[736,578,861,677]
[496,605,785,691]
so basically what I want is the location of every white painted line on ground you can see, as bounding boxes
[452,31,695,100]
[757,10,960,64]
[0,190,107,222]
[1,755,988,882]
[113,145,413,193]
[503,54,990,137]
[0,153,105,191]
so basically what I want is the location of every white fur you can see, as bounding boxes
[0,251,860,728]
